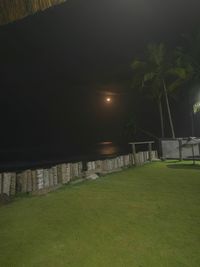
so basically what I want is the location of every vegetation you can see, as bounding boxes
[0,162,200,267]
[0,0,66,25]
[175,31,200,134]
[176,30,200,88]
[130,32,200,139]
[131,43,187,138]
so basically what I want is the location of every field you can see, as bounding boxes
[0,161,200,267]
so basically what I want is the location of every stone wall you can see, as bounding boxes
[0,151,157,197]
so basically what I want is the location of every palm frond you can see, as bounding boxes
[143,72,155,82]
[193,101,200,114]
[131,60,146,70]
[167,67,190,80]
[167,78,184,93]
[147,43,165,67]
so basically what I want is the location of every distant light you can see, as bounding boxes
[193,101,200,114]
[106,97,111,103]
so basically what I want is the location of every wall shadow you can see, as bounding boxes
[166,163,200,170]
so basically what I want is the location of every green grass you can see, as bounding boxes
[0,161,200,267]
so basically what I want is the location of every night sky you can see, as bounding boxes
[0,0,200,158]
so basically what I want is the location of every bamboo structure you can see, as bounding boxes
[0,0,66,25]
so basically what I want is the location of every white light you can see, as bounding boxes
[193,102,200,114]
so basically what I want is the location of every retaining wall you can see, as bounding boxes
[0,151,157,197]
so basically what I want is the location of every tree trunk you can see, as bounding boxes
[163,79,175,138]
[158,98,165,138]
[191,110,195,136]
[189,93,195,136]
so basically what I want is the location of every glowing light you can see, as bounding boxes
[106,97,111,103]
[193,101,200,114]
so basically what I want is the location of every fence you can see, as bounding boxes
[0,150,158,197]
[160,138,200,159]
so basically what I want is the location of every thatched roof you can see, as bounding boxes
[0,0,66,25]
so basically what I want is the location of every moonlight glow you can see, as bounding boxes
[106,97,111,103]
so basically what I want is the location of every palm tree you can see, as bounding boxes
[132,43,185,138]
[0,0,66,25]
[175,30,200,135]
[177,30,200,82]
[131,58,165,137]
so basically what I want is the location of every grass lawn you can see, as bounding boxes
[0,161,200,267]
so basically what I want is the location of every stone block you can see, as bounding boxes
[58,164,71,184]
[31,170,37,191]
[19,171,28,193]
[3,173,12,196]
[27,170,32,192]
[72,163,79,178]
[44,169,50,188]
[0,173,2,194]
[52,166,58,185]
[49,168,54,187]
[36,169,44,190]
[10,173,16,196]
[78,162,83,176]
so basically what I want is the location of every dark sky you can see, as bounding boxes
[0,0,200,153]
